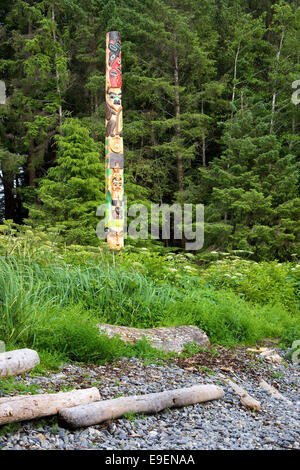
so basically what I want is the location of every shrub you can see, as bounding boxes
[0,230,299,368]
[202,259,299,312]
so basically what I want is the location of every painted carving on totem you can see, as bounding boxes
[105,31,124,250]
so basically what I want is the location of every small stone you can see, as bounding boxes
[88,428,103,439]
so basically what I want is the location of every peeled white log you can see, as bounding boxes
[0,388,100,425]
[220,375,261,411]
[58,384,224,429]
[0,349,40,377]
[259,379,293,405]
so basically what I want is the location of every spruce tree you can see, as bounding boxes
[28,118,105,245]
[200,103,300,259]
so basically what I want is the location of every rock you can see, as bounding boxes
[97,324,209,353]
[88,428,103,439]
[54,373,67,380]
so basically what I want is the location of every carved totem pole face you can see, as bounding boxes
[107,89,122,112]
[105,32,124,250]
[106,230,124,250]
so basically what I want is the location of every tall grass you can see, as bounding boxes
[0,255,299,363]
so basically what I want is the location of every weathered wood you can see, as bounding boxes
[105,31,124,250]
[0,388,100,425]
[58,384,224,429]
[220,375,261,411]
[0,349,40,377]
[259,379,292,405]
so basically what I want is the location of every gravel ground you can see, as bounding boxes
[0,346,299,450]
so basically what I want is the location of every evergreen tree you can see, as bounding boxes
[200,103,300,259]
[0,0,298,258]
[28,118,105,244]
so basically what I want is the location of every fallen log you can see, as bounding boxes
[58,384,224,429]
[0,349,40,377]
[220,375,261,411]
[0,388,100,425]
[259,379,293,405]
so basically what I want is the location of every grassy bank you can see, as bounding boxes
[0,230,299,370]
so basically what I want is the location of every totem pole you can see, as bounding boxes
[105,31,124,250]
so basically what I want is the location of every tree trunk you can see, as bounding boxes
[0,388,100,425]
[231,40,241,118]
[201,99,206,167]
[27,138,36,186]
[14,174,23,224]
[58,384,224,429]
[0,349,40,377]
[173,35,183,194]
[289,116,295,149]
[173,34,185,248]
[270,29,285,134]
[2,170,15,220]
[92,15,99,113]
[51,4,63,128]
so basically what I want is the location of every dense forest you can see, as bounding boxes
[0,1,300,412]
[0,0,299,260]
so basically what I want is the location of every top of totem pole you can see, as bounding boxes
[108,31,121,39]
[107,31,122,89]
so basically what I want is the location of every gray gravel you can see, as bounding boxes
[0,349,299,450]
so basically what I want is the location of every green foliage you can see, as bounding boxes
[0,376,40,396]
[123,411,139,422]
[31,306,171,364]
[0,229,298,365]
[201,105,300,260]
[31,349,67,374]
[0,0,299,258]
[0,0,300,370]
[27,118,105,245]
[174,289,300,346]
[203,258,300,312]
[0,422,22,438]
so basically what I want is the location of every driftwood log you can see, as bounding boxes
[220,375,261,411]
[0,349,40,377]
[259,379,293,405]
[0,388,100,425]
[58,384,224,429]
